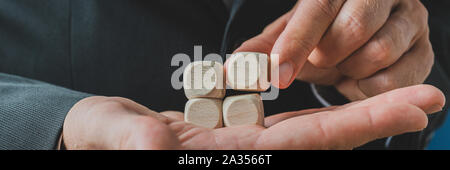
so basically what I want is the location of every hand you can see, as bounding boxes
[233,0,432,101]
[63,85,444,150]
[63,96,181,149]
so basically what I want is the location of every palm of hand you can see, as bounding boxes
[127,85,443,150]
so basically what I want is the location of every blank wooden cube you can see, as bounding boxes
[184,98,223,129]
[223,94,264,127]
[226,52,270,91]
[183,61,225,99]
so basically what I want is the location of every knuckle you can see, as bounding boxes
[340,11,370,40]
[376,74,398,93]
[419,7,429,32]
[367,38,393,68]
[423,40,434,60]
[362,107,381,138]
[314,0,342,19]
[361,74,399,96]
[418,4,429,19]
[393,16,410,32]
[411,0,429,17]
[390,16,413,48]
[414,5,429,33]
[289,37,316,58]
[315,114,333,149]
[406,0,429,33]
[424,42,435,75]
[309,57,335,69]
[292,35,315,50]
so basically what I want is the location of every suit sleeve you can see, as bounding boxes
[0,73,92,150]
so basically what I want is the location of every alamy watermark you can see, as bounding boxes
[171,46,280,100]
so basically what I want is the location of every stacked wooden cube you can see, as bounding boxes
[183,52,269,128]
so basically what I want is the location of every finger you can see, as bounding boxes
[296,61,343,85]
[337,2,428,79]
[358,35,435,98]
[309,0,398,68]
[271,0,346,89]
[349,84,445,114]
[265,99,365,127]
[264,106,338,127]
[335,78,368,101]
[160,111,185,121]
[257,103,429,149]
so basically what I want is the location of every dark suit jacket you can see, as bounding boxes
[0,0,448,150]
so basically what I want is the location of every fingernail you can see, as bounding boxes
[279,62,294,87]
[426,104,443,114]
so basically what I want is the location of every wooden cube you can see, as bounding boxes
[226,52,270,91]
[184,98,223,129]
[183,61,225,99]
[223,94,264,127]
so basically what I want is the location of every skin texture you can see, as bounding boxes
[63,0,438,150]
[231,0,433,101]
[63,85,445,150]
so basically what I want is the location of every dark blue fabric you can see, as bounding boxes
[0,73,91,149]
